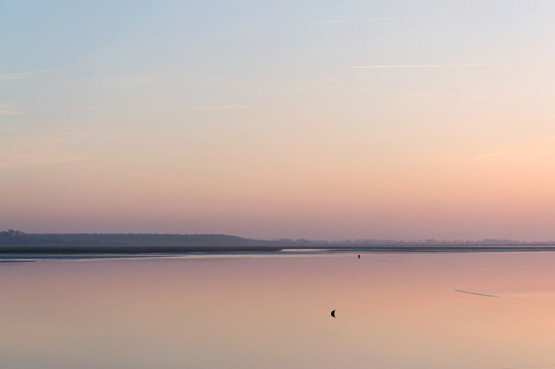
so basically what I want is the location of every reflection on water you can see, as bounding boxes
[2,252,555,369]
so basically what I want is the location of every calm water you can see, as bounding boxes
[2,252,555,369]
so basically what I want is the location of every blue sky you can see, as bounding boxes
[3,1,555,240]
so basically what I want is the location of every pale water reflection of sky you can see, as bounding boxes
[2,252,555,369]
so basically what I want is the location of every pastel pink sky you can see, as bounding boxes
[2,1,555,240]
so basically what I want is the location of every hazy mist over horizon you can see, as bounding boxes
[1,230,553,245]
[3,1,555,240]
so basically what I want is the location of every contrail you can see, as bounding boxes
[352,64,499,69]
[501,365,555,369]
[454,289,499,298]
[0,72,32,80]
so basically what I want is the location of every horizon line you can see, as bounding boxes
[1,230,555,244]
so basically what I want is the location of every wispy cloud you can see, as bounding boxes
[353,63,499,69]
[501,364,555,369]
[313,17,404,25]
[0,151,79,167]
[313,19,359,25]
[0,72,32,81]
[304,84,344,90]
[0,132,87,168]
[194,105,255,111]
[0,104,19,116]
[93,75,157,89]
[314,14,453,26]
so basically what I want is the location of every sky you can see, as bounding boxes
[2,0,555,240]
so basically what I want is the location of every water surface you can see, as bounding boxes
[2,252,555,369]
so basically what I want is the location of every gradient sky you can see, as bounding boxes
[2,0,555,240]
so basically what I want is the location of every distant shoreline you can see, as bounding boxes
[4,244,555,257]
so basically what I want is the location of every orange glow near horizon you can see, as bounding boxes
[4,1,555,240]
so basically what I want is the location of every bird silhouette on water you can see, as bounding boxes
[331,309,335,318]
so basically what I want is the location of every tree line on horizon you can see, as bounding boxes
[0,230,260,246]
[1,229,554,247]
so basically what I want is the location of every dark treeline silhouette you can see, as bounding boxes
[0,230,61,245]
[0,231,266,247]
[0,231,286,255]
[3,230,555,253]
[0,229,555,248]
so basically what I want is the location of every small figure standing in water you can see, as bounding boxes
[358,254,360,259]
